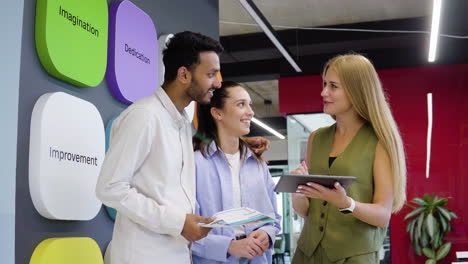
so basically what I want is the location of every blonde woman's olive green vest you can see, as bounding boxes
[296,123,386,262]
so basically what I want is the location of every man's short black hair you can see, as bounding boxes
[162,31,224,83]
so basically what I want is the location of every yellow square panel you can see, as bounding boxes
[30,237,103,264]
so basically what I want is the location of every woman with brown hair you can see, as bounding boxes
[192,81,281,264]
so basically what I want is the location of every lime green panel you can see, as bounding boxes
[35,0,108,87]
[30,237,103,264]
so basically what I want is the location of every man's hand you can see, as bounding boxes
[181,214,213,242]
[248,230,270,252]
[243,136,270,155]
[228,236,266,260]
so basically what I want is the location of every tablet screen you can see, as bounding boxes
[274,174,356,193]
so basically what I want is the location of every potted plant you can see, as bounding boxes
[405,193,458,264]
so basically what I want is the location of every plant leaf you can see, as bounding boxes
[414,214,426,241]
[424,194,434,204]
[438,212,448,233]
[438,206,452,221]
[413,197,428,206]
[406,217,414,232]
[413,240,422,256]
[405,207,426,220]
[407,218,417,243]
[425,214,437,239]
[435,242,451,260]
[438,235,444,250]
[448,211,458,219]
[422,247,435,259]
[433,198,448,207]
[416,212,425,243]
[421,231,430,248]
[431,231,440,248]
[425,259,436,264]
[446,222,453,232]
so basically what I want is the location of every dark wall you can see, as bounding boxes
[15,0,218,263]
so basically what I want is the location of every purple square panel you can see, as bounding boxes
[106,1,158,104]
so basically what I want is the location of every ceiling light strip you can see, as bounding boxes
[238,0,302,72]
[428,0,442,62]
[426,93,433,179]
[252,117,285,139]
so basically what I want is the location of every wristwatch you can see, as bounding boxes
[339,197,355,214]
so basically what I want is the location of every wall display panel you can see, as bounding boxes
[29,92,105,220]
[17,0,219,262]
[105,206,117,221]
[105,117,116,152]
[30,237,103,264]
[107,0,158,104]
[35,0,108,87]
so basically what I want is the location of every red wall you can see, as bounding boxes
[279,64,468,263]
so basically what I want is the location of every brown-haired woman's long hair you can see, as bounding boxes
[193,81,262,162]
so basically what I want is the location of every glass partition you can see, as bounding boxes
[286,113,335,255]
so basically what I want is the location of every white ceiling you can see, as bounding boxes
[219,0,432,117]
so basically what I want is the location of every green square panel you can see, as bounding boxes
[35,0,108,87]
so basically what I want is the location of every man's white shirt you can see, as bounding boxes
[96,87,195,263]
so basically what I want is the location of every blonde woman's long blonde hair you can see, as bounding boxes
[324,54,407,212]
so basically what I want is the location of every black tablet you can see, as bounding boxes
[274,174,356,193]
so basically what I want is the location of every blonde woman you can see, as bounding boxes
[291,54,406,264]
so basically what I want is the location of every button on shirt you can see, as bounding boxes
[96,88,195,264]
[192,142,281,264]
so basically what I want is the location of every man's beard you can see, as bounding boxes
[188,77,211,104]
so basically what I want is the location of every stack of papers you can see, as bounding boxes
[199,207,275,228]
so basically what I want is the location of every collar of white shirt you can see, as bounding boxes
[155,87,190,129]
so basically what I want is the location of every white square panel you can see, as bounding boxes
[29,92,105,220]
